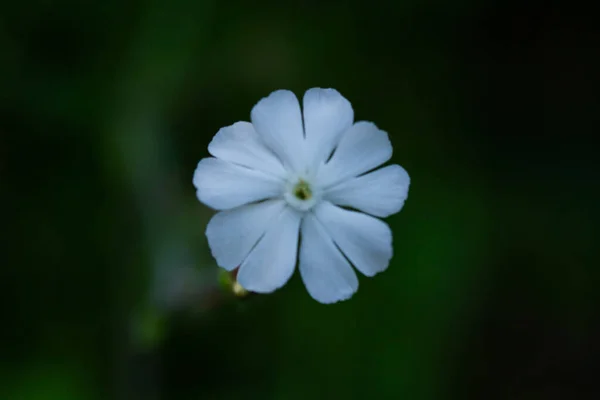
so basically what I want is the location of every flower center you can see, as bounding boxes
[284,177,319,212]
[293,180,312,201]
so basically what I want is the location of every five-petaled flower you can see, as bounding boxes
[193,88,410,303]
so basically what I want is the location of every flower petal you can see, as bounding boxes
[250,90,306,173]
[299,213,359,304]
[318,121,392,188]
[325,164,410,218]
[206,200,287,271]
[302,88,353,168]
[193,158,283,210]
[314,201,392,277]
[236,206,301,293]
[208,121,286,178]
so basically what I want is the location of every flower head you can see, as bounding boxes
[193,88,410,303]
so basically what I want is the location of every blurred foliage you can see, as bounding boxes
[1,0,598,399]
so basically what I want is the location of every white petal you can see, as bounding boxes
[325,164,410,217]
[208,121,286,178]
[302,88,353,168]
[206,200,287,271]
[193,158,283,210]
[299,213,359,303]
[236,206,301,293]
[250,90,306,173]
[314,201,392,277]
[318,121,392,188]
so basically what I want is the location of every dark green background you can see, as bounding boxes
[1,0,598,399]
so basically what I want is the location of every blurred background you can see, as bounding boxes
[1,0,598,399]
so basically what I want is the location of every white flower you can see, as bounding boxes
[193,88,410,303]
